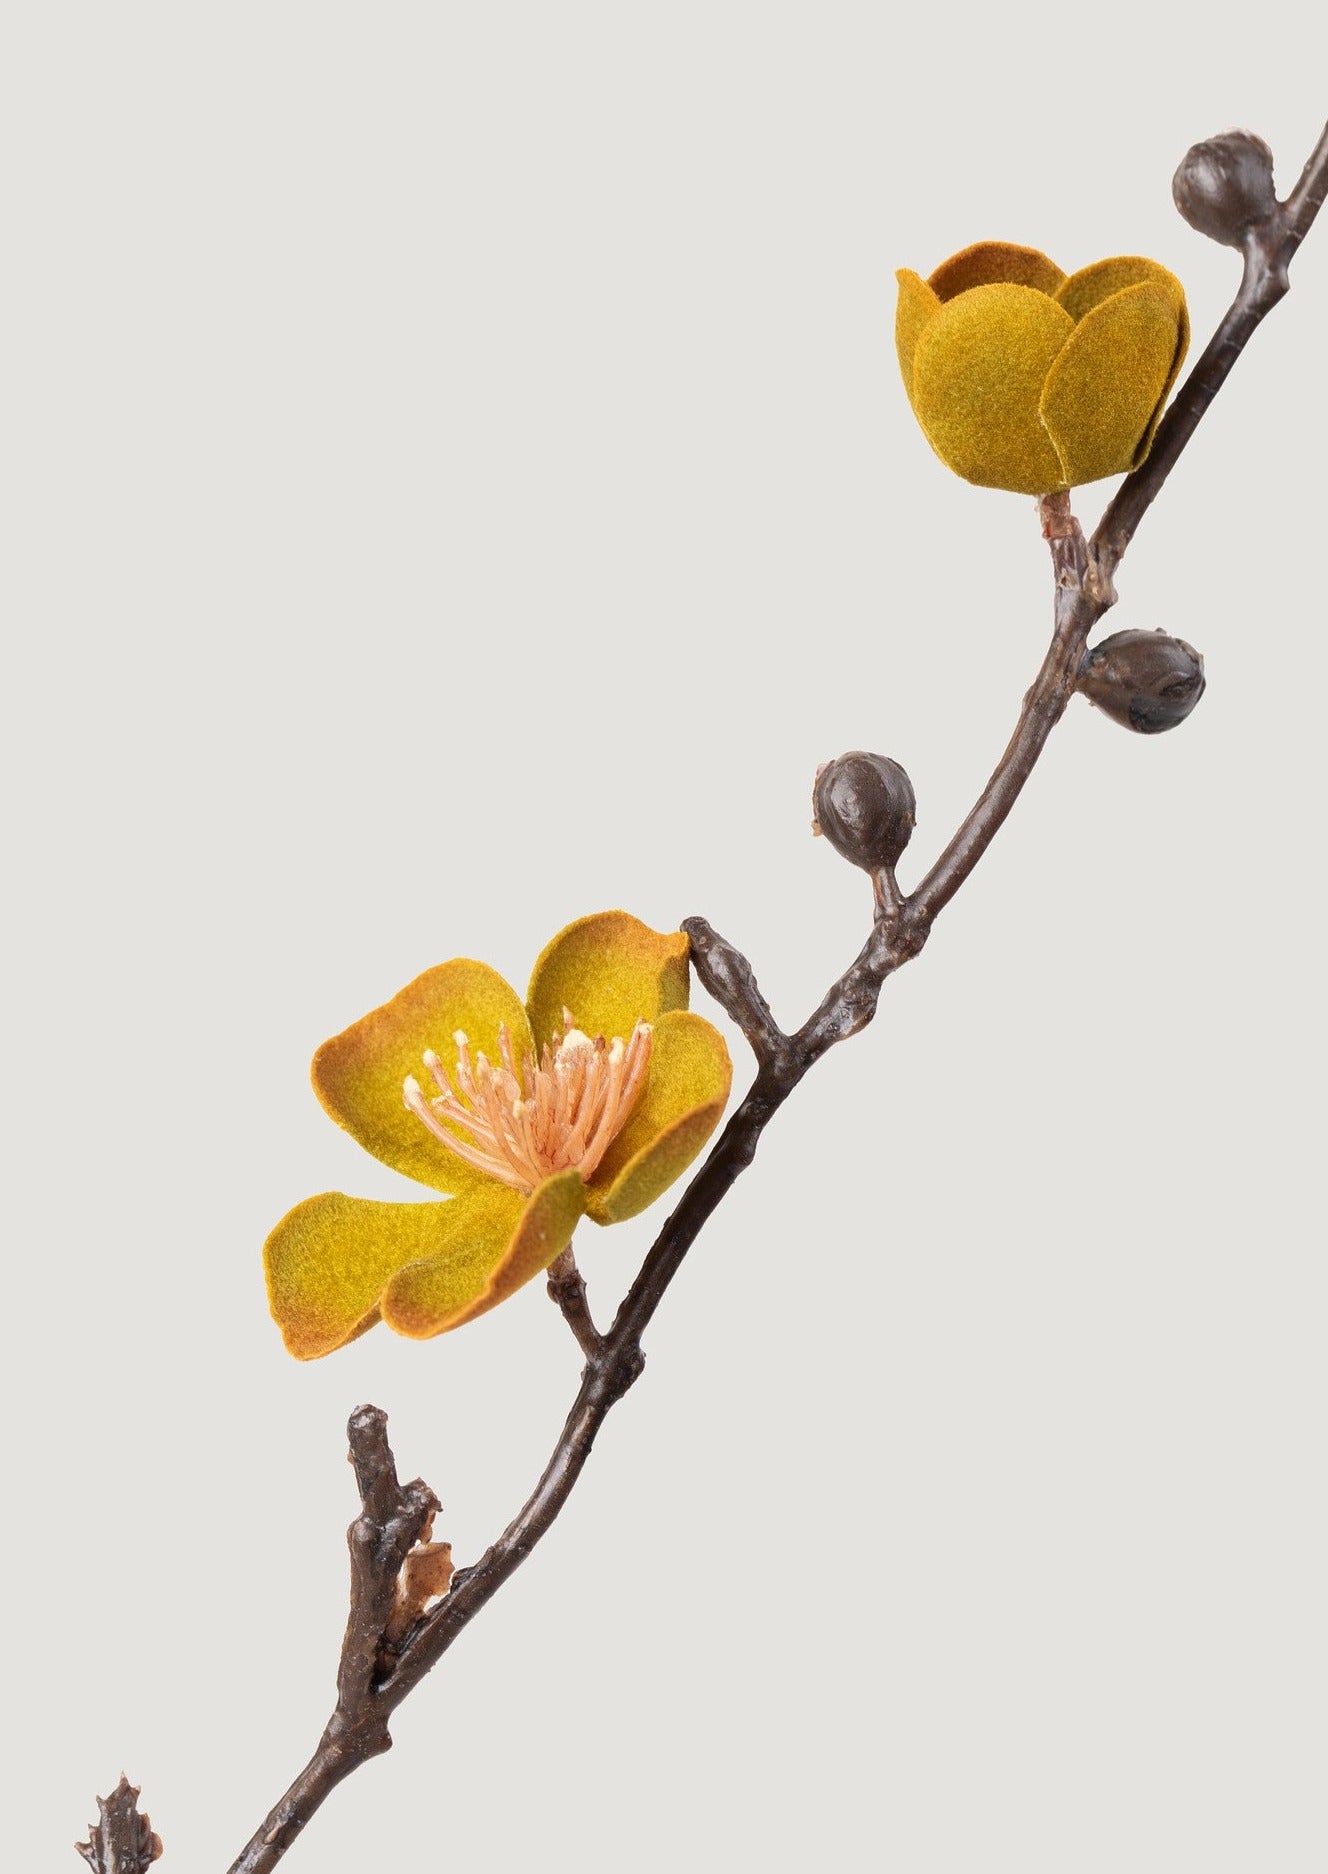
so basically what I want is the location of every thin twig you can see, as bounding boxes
[680,916,791,1070]
[906,498,1092,925]
[546,1245,604,1360]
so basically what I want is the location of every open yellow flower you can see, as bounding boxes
[265,912,733,1359]
[895,243,1190,494]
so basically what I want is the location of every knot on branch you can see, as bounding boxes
[76,1775,163,1874]
[603,1341,647,1403]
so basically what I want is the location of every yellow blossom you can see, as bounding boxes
[265,912,732,1358]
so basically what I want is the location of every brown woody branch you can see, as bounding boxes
[89,119,1327,1872]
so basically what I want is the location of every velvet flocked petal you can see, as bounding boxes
[380,1169,585,1338]
[1054,254,1185,326]
[911,284,1074,494]
[525,912,690,1058]
[894,269,940,404]
[312,961,534,1197]
[896,244,1191,494]
[265,1191,467,1360]
[584,1010,733,1224]
[1134,298,1189,466]
[1040,283,1183,486]
[927,241,1066,304]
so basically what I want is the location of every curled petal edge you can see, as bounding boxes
[381,1169,586,1339]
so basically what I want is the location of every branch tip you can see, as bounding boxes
[76,1774,163,1873]
[682,916,788,1066]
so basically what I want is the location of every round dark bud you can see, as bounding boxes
[1078,629,1206,735]
[1173,130,1278,248]
[812,751,916,872]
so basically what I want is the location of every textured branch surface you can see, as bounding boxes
[88,118,1327,1873]
[76,1777,162,1874]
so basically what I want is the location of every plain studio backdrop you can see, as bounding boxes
[4,8,1324,1872]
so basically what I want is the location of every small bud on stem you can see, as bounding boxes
[1077,628,1205,734]
[812,751,916,873]
[1173,130,1278,248]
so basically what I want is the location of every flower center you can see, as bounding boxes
[403,1010,653,1197]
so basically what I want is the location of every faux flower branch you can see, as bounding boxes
[79,123,1328,1874]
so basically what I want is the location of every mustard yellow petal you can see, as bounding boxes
[1040,283,1184,487]
[1134,297,1189,467]
[927,242,1066,303]
[895,269,941,405]
[584,1010,732,1225]
[381,1169,585,1338]
[1054,254,1185,325]
[525,912,690,1056]
[265,1191,461,1361]
[313,961,534,1197]
[911,284,1073,495]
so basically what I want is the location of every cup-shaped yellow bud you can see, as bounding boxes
[895,243,1190,495]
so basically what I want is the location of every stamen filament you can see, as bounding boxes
[404,1078,528,1182]
[403,1014,654,1196]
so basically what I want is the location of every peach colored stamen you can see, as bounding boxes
[403,1008,653,1196]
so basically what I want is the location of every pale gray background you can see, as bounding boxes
[5,7,1324,1870]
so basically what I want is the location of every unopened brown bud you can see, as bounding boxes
[1078,629,1205,735]
[812,751,916,872]
[1173,130,1277,248]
